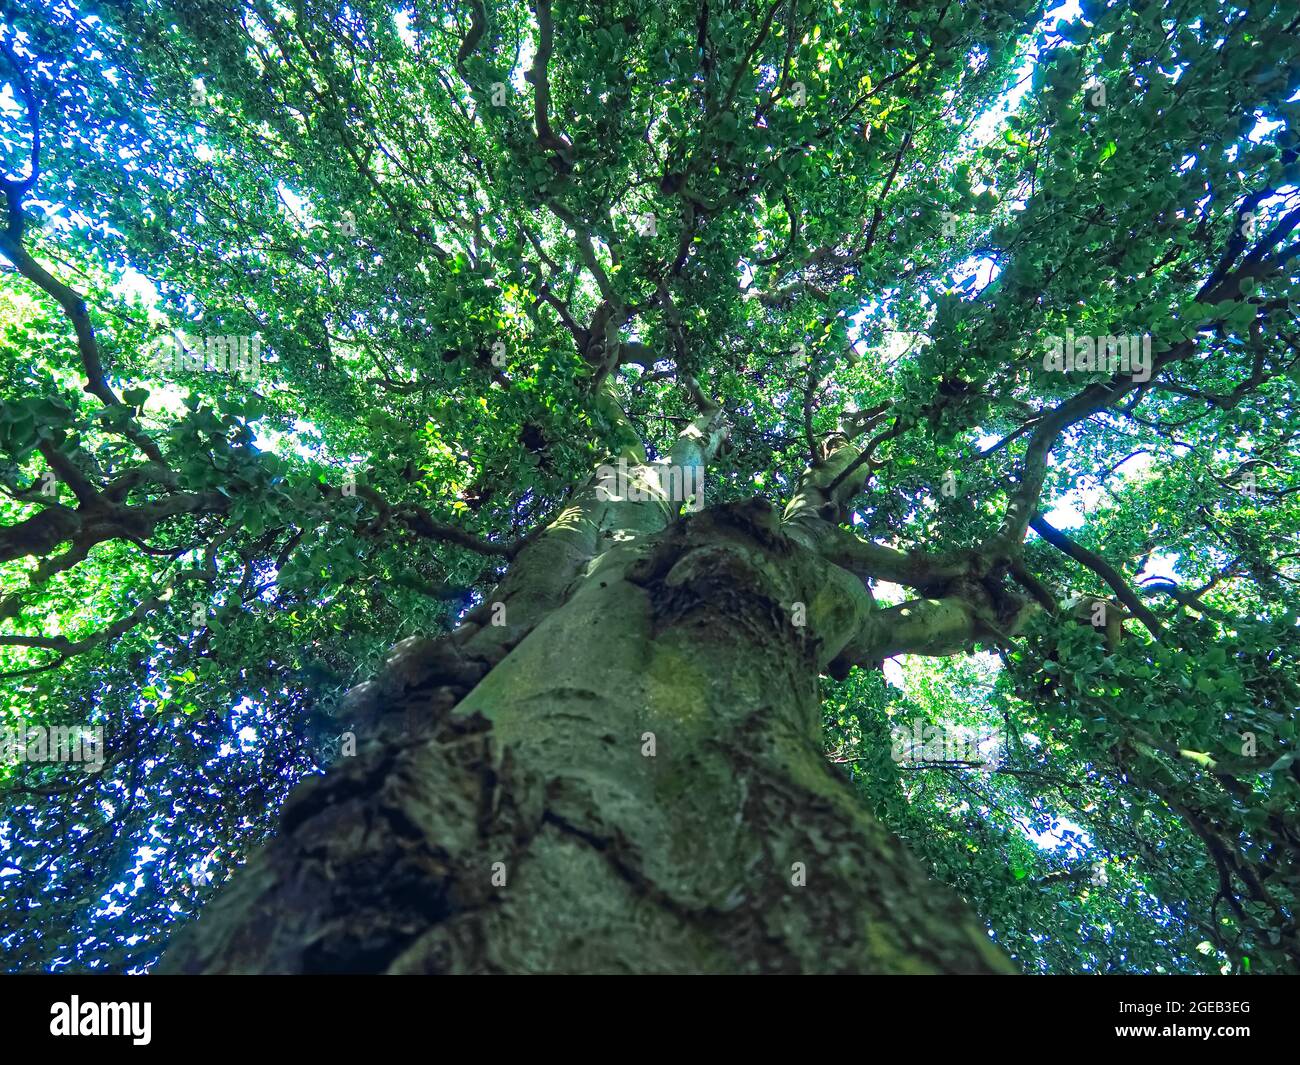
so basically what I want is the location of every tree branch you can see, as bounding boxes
[1029,513,1165,641]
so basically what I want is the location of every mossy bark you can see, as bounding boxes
[162,495,1014,974]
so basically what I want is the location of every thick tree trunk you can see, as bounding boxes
[162,484,1014,974]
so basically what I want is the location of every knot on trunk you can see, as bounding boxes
[625,498,829,659]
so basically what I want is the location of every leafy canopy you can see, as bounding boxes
[1,0,1298,974]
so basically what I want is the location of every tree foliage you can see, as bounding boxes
[1,0,1298,973]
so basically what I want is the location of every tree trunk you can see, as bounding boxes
[162,469,1015,973]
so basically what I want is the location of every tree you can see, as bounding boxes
[1,0,1297,974]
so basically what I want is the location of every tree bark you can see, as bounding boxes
[162,463,1015,973]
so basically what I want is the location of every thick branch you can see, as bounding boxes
[0,233,166,464]
[1029,513,1165,641]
